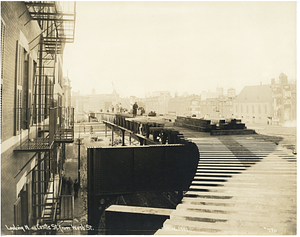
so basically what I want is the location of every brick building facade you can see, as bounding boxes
[1,2,76,234]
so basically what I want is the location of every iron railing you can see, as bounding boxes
[14,107,74,151]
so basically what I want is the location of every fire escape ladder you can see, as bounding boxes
[32,151,52,224]
[41,174,61,224]
[31,149,62,225]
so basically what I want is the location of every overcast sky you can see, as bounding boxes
[63,1,296,98]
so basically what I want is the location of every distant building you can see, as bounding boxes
[189,96,202,116]
[63,77,72,107]
[227,88,236,98]
[145,91,171,115]
[271,73,296,124]
[197,97,233,119]
[216,86,224,98]
[168,95,201,116]
[201,90,217,101]
[234,73,296,125]
[72,89,120,113]
[233,84,273,124]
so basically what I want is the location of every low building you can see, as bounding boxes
[233,84,273,124]
[145,91,171,115]
[168,95,201,117]
[197,97,231,119]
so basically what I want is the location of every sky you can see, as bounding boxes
[63,1,296,98]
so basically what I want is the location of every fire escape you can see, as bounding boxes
[14,1,76,229]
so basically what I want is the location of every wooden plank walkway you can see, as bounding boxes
[155,134,296,235]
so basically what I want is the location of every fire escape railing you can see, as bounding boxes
[14,106,75,150]
[54,107,74,143]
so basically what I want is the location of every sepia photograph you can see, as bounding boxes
[1,1,297,235]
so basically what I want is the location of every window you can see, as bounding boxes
[246,105,249,113]
[241,105,243,113]
[15,42,30,134]
[258,105,261,114]
[15,43,24,135]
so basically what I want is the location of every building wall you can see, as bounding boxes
[1,3,41,233]
[168,97,191,116]
[145,97,159,114]
[1,2,69,234]
[145,92,171,115]
[271,79,296,124]
[227,88,236,98]
[199,98,219,118]
[233,75,296,125]
[1,1,40,142]
[1,145,36,234]
[233,101,273,124]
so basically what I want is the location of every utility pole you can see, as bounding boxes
[76,124,84,186]
[76,137,84,186]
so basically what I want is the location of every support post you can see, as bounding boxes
[76,138,83,186]
[78,139,80,185]
[111,127,114,146]
[37,152,42,219]
[122,130,125,146]
[139,138,144,146]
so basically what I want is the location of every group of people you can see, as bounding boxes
[108,102,140,117]
[62,176,80,198]
[110,103,124,113]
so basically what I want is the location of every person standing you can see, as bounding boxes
[133,102,138,117]
[62,175,67,194]
[74,179,79,198]
[115,103,119,113]
[67,177,74,195]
